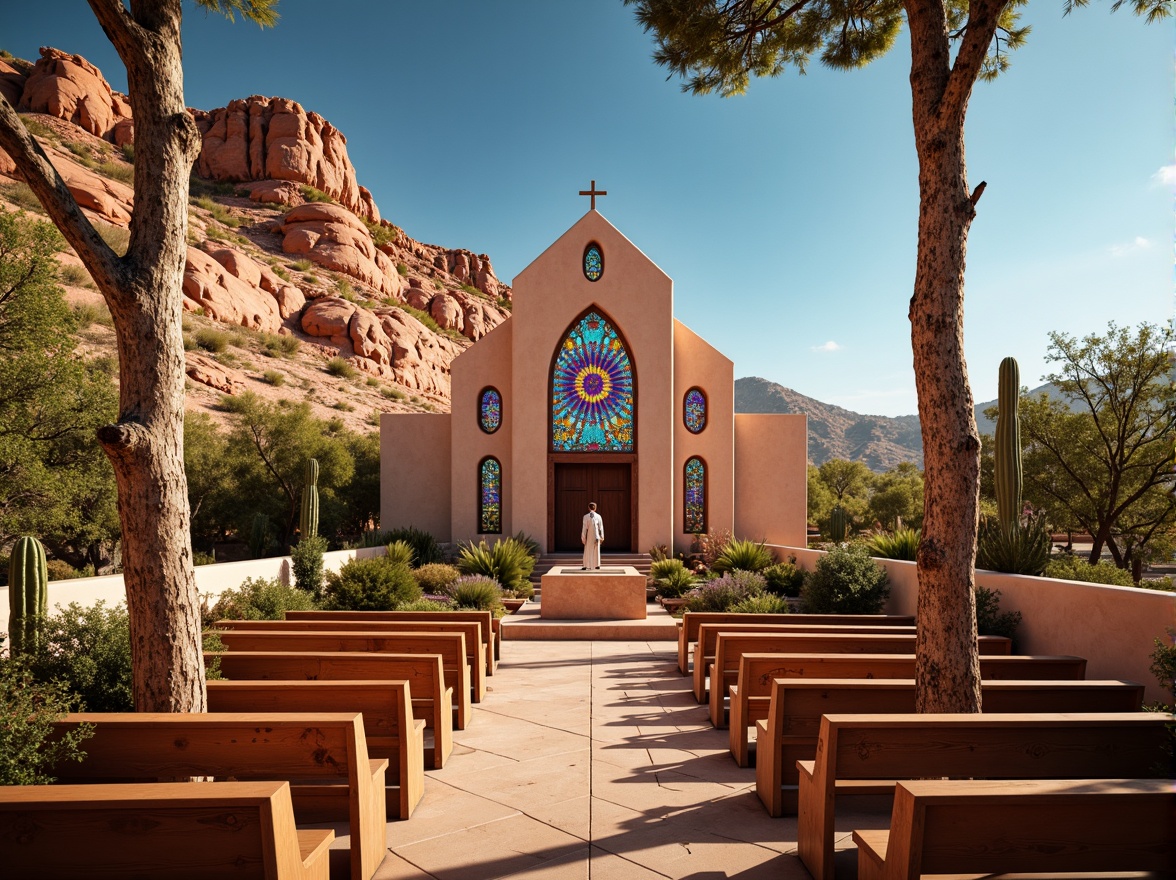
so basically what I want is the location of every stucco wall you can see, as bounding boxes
[673,319,734,553]
[734,414,808,547]
[779,545,1176,705]
[511,211,675,552]
[380,413,452,541]
[450,321,513,542]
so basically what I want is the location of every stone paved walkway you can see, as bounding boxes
[354,639,884,880]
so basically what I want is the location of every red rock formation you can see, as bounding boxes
[279,203,406,299]
[186,352,245,395]
[183,247,282,333]
[19,47,132,140]
[193,96,379,223]
[0,57,28,107]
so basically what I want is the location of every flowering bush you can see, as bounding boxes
[684,569,767,612]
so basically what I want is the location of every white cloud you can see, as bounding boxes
[811,340,841,353]
[1150,165,1176,187]
[1109,236,1153,257]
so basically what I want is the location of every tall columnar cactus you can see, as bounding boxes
[249,512,271,558]
[994,357,1023,531]
[829,506,848,543]
[8,535,48,656]
[300,458,320,541]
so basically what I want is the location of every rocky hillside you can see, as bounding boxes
[0,47,512,432]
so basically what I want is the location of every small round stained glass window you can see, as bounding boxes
[583,244,603,282]
[479,387,501,434]
[684,387,707,434]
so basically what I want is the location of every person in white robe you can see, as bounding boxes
[581,502,604,569]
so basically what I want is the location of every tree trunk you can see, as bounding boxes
[905,0,987,714]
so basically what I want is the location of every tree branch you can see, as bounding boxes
[87,0,151,65]
[938,0,1009,124]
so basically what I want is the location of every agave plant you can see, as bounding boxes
[456,538,535,598]
[866,527,921,561]
[975,515,1050,576]
[710,538,774,574]
[385,540,415,568]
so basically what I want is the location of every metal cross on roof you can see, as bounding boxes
[578,180,607,210]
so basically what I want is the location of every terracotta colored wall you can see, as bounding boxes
[380,413,452,541]
[511,211,675,552]
[449,321,513,542]
[734,414,808,547]
[780,545,1176,705]
[673,319,734,553]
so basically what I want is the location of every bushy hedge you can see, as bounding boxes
[449,575,505,615]
[974,585,1021,640]
[414,563,461,594]
[24,601,133,711]
[800,545,889,614]
[457,538,535,599]
[1045,556,1135,587]
[762,561,804,597]
[684,570,767,612]
[205,577,317,625]
[0,658,93,784]
[322,557,421,611]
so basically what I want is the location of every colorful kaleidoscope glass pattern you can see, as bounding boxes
[479,388,501,433]
[584,245,603,282]
[685,457,706,534]
[684,387,706,434]
[551,311,634,452]
[479,458,501,533]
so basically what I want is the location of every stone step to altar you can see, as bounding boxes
[499,601,678,641]
[530,553,652,595]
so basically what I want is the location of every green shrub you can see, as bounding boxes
[511,531,541,562]
[363,526,444,566]
[333,401,355,412]
[699,528,734,567]
[120,143,134,163]
[801,545,890,614]
[18,114,57,140]
[1044,555,1136,587]
[380,386,407,400]
[398,597,455,611]
[291,535,328,598]
[44,559,80,581]
[866,527,921,561]
[729,593,791,614]
[194,327,230,353]
[648,543,669,562]
[1149,635,1176,704]
[0,658,94,784]
[712,538,774,574]
[261,332,300,357]
[59,263,92,287]
[96,160,133,185]
[386,540,415,568]
[290,258,314,272]
[193,550,216,566]
[762,561,804,597]
[192,195,241,227]
[974,585,1021,641]
[205,577,317,624]
[322,557,421,611]
[25,601,133,711]
[396,262,409,276]
[261,370,285,386]
[415,563,460,594]
[364,219,398,248]
[1,181,48,213]
[976,516,1050,575]
[1139,577,1175,592]
[64,140,96,167]
[397,303,445,335]
[300,185,333,203]
[457,538,535,598]
[449,575,505,614]
[94,222,130,256]
[654,565,697,599]
[684,570,766,612]
[326,357,358,379]
[650,558,687,581]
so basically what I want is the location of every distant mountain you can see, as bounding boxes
[734,376,1060,471]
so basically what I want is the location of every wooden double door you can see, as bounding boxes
[552,462,633,552]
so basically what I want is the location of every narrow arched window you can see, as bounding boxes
[583,243,603,282]
[479,457,502,534]
[478,387,501,434]
[684,457,706,535]
[684,387,707,434]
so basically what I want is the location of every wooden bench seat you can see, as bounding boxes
[727,652,1088,765]
[206,680,424,821]
[852,777,1174,880]
[286,609,500,673]
[216,629,472,730]
[209,650,453,769]
[796,711,1174,880]
[0,780,332,880]
[753,678,1146,817]
[216,618,487,702]
[677,612,916,674]
[47,712,386,880]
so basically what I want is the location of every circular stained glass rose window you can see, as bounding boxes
[479,387,501,434]
[584,244,603,282]
[684,387,707,434]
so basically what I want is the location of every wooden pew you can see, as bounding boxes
[853,778,1174,880]
[48,712,386,880]
[753,678,1145,817]
[797,711,1173,880]
[205,680,424,821]
[215,618,487,702]
[209,650,453,769]
[0,780,332,880]
[677,612,916,674]
[286,609,500,674]
[726,652,1088,764]
[216,629,472,730]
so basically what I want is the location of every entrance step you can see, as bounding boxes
[500,600,678,641]
[530,553,652,596]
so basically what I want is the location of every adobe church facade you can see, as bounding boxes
[380,208,807,554]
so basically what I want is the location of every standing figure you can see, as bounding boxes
[581,502,604,570]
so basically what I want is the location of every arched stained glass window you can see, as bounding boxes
[479,457,502,534]
[479,387,501,434]
[551,310,634,452]
[684,457,706,534]
[583,243,603,282]
[684,387,707,434]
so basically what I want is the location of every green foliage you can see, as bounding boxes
[866,527,921,561]
[299,184,333,203]
[699,527,733,567]
[326,357,358,379]
[300,458,320,539]
[762,560,804,597]
[291,535,327,598]
[449,575,505,614]
[45,558,81,581]
[194,0,281,27]
[976,515,1050,575]
[1149,635,1176,703]
[248,512,273,558]
[456,538,535,597]
[648,543,669,562]
[729,593,791,614]
[801,545,890,614]
[511,530,540,562]
[192,195,241,227]
[994,356,1023,529]
[262,369,285,386]
[18,114,56,140]
[974,585,1022,641]
[96,160,133,185]
[364,218,398,248]
[1044,555,1136,587]
[58,264,92,287]
[120,143,134,163]
[396,303,448,336]
[828,506,848,542]
[396,262,409,276]
[866,462,924,530]
[194,327,230,353]
[0,181,48,213]
[685,570,767,612]
[205,576,317,624]
[0,658,93,785]
[652,562,697,599]
[364,526,444,566]
[8,535,48,656]
[385,539,415,568]
[25,601,133,712]
[650,558,687,581]
[261,332,300,357]
[322,557,422,611]
[414,562,461,594]
[711,538,774,574]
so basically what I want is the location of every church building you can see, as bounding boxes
[380,200,808,555]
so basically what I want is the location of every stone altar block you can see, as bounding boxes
[540,566,647,620]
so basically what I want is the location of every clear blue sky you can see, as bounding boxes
[5,1,1171,415]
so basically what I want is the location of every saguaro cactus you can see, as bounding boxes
[249,512,271,558]
[829,506,848,543]
[8,535,48,656]
[994,357,1023,530]
[300,458,320,540]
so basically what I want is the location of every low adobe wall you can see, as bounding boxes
[776,545,1176,705]
[0,546,384,638]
